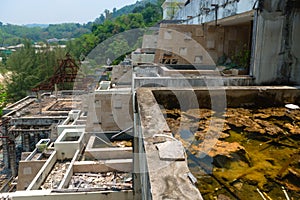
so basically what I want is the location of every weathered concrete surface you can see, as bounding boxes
[252,14,285,84]
[86,90,133,132]
[85,136,132,160]
[136,88,203,200]
[152,86,300,109]
[290,9,300,84]
[172,0,300,85]
[54,129,85,160]
[156,140,185,161]
[155,23,251,66]
[17,161,46,190]
[26,151,57,191]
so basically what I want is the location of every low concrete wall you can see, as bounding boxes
[26,151,57,191]
[58,150,81,189]
[85,135,132,160]
[85,148,132,160]
[151,86,300,109]
[73,159,133,173]
[57,125,86,136]
[134,76,254,88]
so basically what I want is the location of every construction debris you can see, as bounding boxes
[68,172,132,190]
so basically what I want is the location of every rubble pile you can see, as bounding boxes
[41,162,70,189]
[68,172,132,190]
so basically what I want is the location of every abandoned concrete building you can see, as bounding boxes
[1,0,300,200]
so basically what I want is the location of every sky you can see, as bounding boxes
[0,0,138,25]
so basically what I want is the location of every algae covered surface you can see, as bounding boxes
[163,107,300,200]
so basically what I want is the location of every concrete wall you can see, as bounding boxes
[111,65,132,85]
[151,86,300,109]
[17,161,46,190]
[132,53,155,64]
[86,91,133,132]
[26,151,57,190]
[252,1,300,84]
[73,160,132,173]
[142,34,158,50]
[252,14,284,84]
[289,8,300,84]
[154,23,251,66]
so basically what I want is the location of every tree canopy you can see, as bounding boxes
[4,41,66,101]
[67,1,163,63]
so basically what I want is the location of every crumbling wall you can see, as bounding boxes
[253,0,300,84]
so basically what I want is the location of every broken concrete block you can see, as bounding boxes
[156,140,185,161]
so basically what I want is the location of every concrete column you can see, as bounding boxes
[9,142,17,177]
[1,121,9,168]
[249,10,258,77]
[23,133,30,152]
[133,113,141,200]
[34,132,39,147]
[2,137,9,168]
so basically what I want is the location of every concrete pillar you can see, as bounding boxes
[2,137,9,168]
[1,121,9,168]
[23,133,30,152]
[9,142,17,177]
[133,113,141,200]
[34,132,39,147]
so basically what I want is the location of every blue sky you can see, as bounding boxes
[0,0,138,25]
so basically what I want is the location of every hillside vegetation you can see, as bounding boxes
[67,0,163,63]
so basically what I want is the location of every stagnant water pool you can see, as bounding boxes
[162,107,300,200]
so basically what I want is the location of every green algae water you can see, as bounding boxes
[163,107,300,200]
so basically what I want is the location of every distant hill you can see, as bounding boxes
[0,0,163,46]
[0,23,90,46]
[24,24,49,28]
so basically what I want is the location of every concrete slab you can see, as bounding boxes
[156,141,185,161]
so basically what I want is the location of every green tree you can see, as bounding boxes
[0,84,7,116]
[5,40,66,101]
